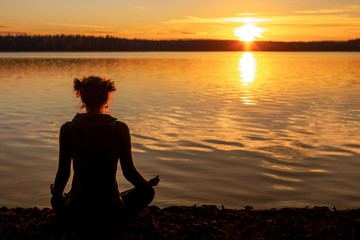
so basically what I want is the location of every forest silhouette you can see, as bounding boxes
[0,35,359,51]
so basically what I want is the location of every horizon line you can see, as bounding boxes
[0,34,359,43]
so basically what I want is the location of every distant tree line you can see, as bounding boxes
[0,35,359,51]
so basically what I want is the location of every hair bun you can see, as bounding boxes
[73,78,83,91]
[107,81,116,92]
[100,79,116,92]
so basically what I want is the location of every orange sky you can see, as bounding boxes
[1,0,359,41]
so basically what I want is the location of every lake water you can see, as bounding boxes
[0,52,360,209]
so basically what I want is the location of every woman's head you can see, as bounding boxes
[74,76,116,110]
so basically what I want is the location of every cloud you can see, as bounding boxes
[293,5,360,14]
[166,16,269,24]
[260,15,360,28]
[132,5,144,10]
[345,5,360,9]
[86,30,115,34]
[180,31,196,35]
[34,20,109,29]
[294,9,350,14]
[0,31,27,35]
[0,25,8,28]
[237,13,255,16]
[170,31,207,36]
[262,22,357,28]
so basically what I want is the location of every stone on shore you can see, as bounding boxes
[1,205,360,239]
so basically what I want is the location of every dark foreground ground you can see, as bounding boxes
[1,205,360,239]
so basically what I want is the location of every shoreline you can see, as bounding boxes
[1,35,360,51]
[1,205,360,239]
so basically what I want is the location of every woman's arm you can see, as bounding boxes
[119,123,151,187]
[52,123,71,197]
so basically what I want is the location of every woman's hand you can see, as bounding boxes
[149,175,160,186]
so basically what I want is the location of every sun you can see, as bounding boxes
[234,23,265,42]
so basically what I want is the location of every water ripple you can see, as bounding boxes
[132,133,159,141]
[1,52,360,209]
[202,139,244,147]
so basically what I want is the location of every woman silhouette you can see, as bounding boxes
[51,76,159,223]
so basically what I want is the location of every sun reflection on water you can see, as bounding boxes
[238,52,257,105]
[239,52,256,86]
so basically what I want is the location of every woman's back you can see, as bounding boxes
[51,76,159,223]
[63,113,126,205]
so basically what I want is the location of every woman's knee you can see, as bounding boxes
[148,185,155,200]
[51,195,66,212]
[140,184,155,202]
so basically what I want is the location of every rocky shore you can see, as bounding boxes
[1,205,360,239]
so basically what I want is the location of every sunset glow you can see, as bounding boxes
[234,23,265,42]
[0,1,359,41]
